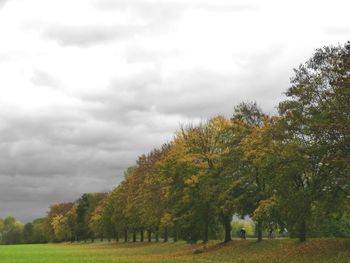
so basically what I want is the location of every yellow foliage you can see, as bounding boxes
[160,212,173,227]
[184,175,199,187]
[253,197,277,221]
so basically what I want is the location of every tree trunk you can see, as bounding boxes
[100,234,103,242]
[299,220,307,242]
[132,231,137,242]
[115,231,119,242]
[164,227,168,242]
[203,219,209,243]
[257,220,263,242]
[124,229,128,242]
[173,228,178,242]
[140,229,144,242]
[147,229,152,242]
[223,214,232,243]
[155,226,159,242]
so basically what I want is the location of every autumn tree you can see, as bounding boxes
[0,216,23,244]
[100,192,119,241]
[228,102,274,241]
[277,43,350,241]
[89,196,111,241]
[76,193,106,242]
[23,218,49,244]
[109,183,129,242]
[137,146,172,242]
[46,202,74,242]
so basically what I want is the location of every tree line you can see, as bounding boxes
[1,43,349,245]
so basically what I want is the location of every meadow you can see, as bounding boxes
[0,239,349,263]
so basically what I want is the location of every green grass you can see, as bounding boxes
[0,239,349,263]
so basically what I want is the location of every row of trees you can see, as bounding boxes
[0,193,107,244]
[2,43,349,245]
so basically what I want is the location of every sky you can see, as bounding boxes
[0,0,349,222]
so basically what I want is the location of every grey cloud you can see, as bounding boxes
[41,1,254,48]
[0,174,118,222]
[200,3,255,13]
[31,70,61,89]
[126,45,180,64]
[43,25,141,47]
[324,26,350,35]
[84,61,287,124]
[0,0,9,8]
[0,54,10,63]
[0,100,176,222]
[93,0,255,44]
[95,0,255,14]
[94,0,186,19]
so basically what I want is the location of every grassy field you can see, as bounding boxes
[0,239,349,263]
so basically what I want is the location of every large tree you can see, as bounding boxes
[277,43,350,241]
[229,102,273,242]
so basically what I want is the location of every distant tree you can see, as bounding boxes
[76,193,106,242]
[51,214,72,242]
[0,216,23,244]
[30,218,49,243]
[137,146,171,242]
[231,220,255,237]
[0,218,4,242]
[65,204,78,242]
[46,202,74,242]
[22,222,34,243]
[110,183,129,242]
[100,192,118,241]
[89,197,109,241]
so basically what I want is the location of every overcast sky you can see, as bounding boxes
[0,0,349,222]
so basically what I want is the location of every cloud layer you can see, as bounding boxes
[0,0,349,222]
